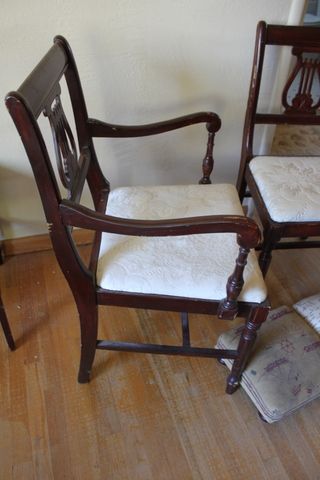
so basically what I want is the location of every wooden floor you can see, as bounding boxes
[1,246,320,479]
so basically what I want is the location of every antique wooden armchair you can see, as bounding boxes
[237,21,320,276]
[6,36,268,394]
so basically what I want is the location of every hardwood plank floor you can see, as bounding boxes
[0,247,320,479]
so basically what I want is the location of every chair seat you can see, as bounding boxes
[97,184,267,303]
[249,156,320,222]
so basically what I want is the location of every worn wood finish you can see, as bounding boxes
[0,247,320,479]
[6,35,268,393]
[236,21,320,276]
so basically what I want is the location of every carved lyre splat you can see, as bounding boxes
[43,84,80,197]
[282,47,320,114]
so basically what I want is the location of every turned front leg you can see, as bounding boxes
[217,246,249,320]
[199,123,216,184]
[226,306,269,394]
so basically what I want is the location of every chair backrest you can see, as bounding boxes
[5,37,109,299]
[6,37,225,307]
[237,21,320,198]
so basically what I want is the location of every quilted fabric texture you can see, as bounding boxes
[249,156,320,222]
[217,306,320,423]
[97,184,267,302]
[294,293,320,334]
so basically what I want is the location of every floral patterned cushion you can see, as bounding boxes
[97,184,267,302]
[216,306,320,422]
[249,156,320,222]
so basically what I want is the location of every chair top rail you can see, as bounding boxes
[266,23,320,48]
[17,43,68,118]
[255,112,320,125]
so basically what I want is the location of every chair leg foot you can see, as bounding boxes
[7,336,16,351]
[0,300,15,351]
[226,374,240,394]
[77,339,96,384]
[78,368,91,384]
[77,303,98,384]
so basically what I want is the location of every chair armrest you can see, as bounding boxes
[87,112,221,138]
[59,200,260,249]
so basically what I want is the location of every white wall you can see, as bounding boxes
[0,0,305,239]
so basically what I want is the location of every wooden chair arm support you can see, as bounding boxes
[87,112,221,138]
[59,200,260,249]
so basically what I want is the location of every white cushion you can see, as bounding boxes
[97,184,267,303]
[293,293,320,334]
[249,156,320,222]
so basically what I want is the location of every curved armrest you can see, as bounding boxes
[87,111,221,138]
[59,200,260,249]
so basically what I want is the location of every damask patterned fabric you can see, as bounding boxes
[217,306,320,422]
[97,184,267,302]
[249,156,320,222]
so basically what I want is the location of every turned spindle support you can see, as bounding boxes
[217,246,250,320]
[199,122,216,184]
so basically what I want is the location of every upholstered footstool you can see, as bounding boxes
[216,306,320,422]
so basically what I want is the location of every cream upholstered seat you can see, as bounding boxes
[249,156,320,223]
[97,184,267,303]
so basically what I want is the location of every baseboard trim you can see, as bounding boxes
[3,229,94,257]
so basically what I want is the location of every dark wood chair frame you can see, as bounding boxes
[237,21,320,276]
[6,36,269,394]
[0,246,15,350]
[0,292,15,350]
